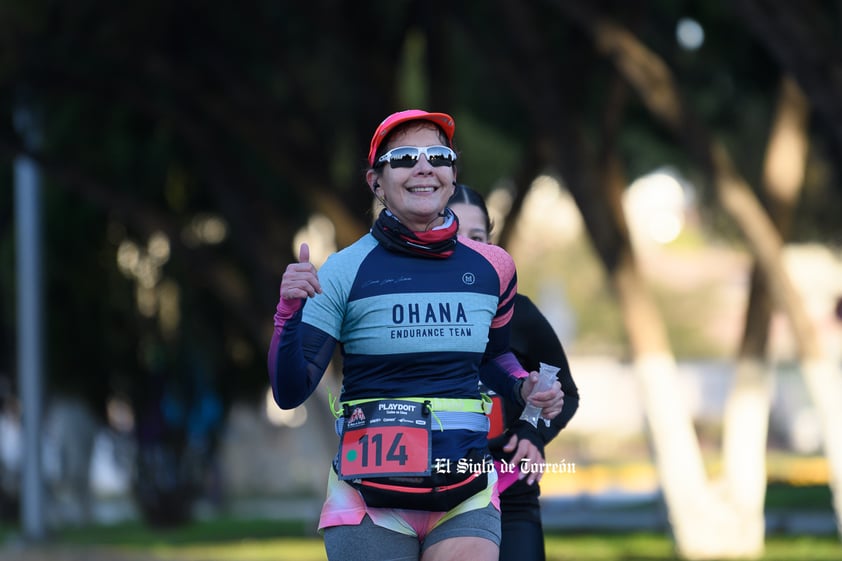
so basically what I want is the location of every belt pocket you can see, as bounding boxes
[338,448,492,511]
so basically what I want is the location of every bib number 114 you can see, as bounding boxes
[358,431,408,466]
[339,424,430,478]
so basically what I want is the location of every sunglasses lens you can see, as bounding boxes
[388,147,421,168]
[426,146,455,167]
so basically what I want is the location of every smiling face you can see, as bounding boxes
[367,123,456,232]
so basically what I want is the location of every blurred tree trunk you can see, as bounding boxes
[721,76,810,554]
[598,21,842,544]
[593,76,757,560]
[552,1,842,555]
[733,4,842,534]
[474,5,748,553]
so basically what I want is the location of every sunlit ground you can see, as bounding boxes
[538,453,830,497]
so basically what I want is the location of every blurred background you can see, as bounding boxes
[1,0,842,558]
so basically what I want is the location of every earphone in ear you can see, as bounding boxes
[371,182,388,208]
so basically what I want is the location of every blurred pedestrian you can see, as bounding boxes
[448,183,580,561]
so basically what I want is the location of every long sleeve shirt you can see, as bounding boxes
[268,233,530,462]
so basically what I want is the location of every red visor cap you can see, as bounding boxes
[367,110,456,167]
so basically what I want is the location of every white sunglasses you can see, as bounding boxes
[376,145,457,168]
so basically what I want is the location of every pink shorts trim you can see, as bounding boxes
[318,469,500,540]
[494,459,522,493]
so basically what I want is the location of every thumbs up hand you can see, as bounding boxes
[280,243,322,300]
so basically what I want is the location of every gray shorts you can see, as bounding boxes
[323,504,501,561]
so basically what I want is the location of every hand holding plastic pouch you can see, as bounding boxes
[519,362,560,428]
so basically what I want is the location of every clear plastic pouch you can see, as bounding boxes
[518,362,559,428]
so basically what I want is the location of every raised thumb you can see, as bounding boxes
[299,243,310,264]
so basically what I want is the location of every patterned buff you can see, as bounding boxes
[371,208,458,259]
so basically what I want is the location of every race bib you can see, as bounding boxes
[338,399,432,480]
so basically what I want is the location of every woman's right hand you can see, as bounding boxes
[281,243,322,300]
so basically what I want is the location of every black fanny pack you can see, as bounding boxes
[336,448,492,511]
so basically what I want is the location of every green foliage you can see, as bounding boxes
[765,483,834,511]
[453,112,524,192]
[396,30,429,109]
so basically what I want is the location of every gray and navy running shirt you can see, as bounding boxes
[268,233,527,461]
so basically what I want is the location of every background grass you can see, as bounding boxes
[1,484,837,560]
[20,531,842,561]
